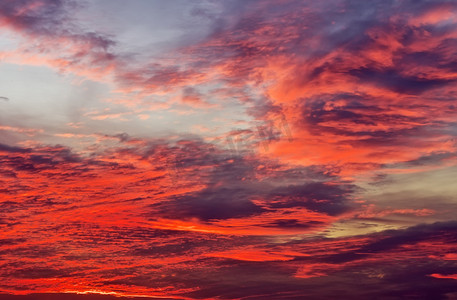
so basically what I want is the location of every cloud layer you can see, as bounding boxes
[0,0,457,299]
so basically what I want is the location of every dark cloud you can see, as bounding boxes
[324,221,457,264]
[267,182,355,216]
[349,67,455,95]
[0,238,26,246]
[148,142,355,221]
[151,151,267,221]
[158,185,266,221]
[266,219,323,229]
[0,143,30,153]
[0,144,83,174]
[391,151,457,167]
[0,0,70,35]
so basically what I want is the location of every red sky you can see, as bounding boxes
[1,0,457,299]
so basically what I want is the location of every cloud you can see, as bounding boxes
[1,0,457,299]
[323,221,457,264]
[0,294,178,300]
[0,0,118,80]
[0,143,31,153]
[348,67,455,95]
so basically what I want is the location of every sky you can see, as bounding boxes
[0,0,457,299]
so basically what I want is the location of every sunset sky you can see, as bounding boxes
[1,0,457,299]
